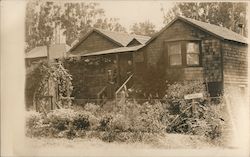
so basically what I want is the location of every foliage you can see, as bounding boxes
[25,111,52,137]
[26,84,227,143]
[63,56,114,98]
[130,20,157,36]
[25,1,126,52]
[26,111,43,131]
[164,81,226,141]
[161,2,247,36]
[26,60,73,109]
[165,80,207,99]
[25,61,47,109]
[26,100,166,140]
[35,61,73,107]
[132,66,167,99]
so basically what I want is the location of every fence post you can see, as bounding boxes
[191,99,196,117]
[50,96,53,110]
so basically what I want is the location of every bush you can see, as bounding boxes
[110,114,130,132]
[25,111,55,137]
[164,81,226,141]
[47,109,76,131]
[84,103,100,113]
[26,100,166,142]
[73,113,90,130]
[129,102,166,133]
[26,111,42,129]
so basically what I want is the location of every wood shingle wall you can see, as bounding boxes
[136,20,223,82]
[201,38,222,82]
[222,41,248,86]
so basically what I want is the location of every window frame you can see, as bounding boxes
[167,42,182,67]
[186,42,201,67]
[166,40,201,68]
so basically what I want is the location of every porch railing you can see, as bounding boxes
[97,86,107,104]
[115,74,134,105]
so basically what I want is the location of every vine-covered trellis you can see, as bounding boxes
[26,60,73,113]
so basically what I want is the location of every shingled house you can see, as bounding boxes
[68,16,248,99]
[133,16,248,97]
[67,28,150,99]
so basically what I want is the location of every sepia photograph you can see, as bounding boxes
[1,0,249,156]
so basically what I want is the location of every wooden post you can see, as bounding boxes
[116,54,120,86]
[191,99,196,117]
[50,96,53,110]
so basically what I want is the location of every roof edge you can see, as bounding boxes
[145,16,247,46]
[68,28,124,52]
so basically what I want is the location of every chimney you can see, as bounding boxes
[238,23,244,36]
[53,24,66,44]
[237,12,245,36]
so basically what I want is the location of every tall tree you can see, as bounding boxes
[130,20,157,36]
[161,2,247,37]
[25,1,126,52]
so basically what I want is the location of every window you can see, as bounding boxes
[186,42,200,65]
[166,41,201,67]
[168,43,182,66]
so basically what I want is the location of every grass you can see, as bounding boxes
[22,133,219,156]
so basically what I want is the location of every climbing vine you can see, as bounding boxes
[63,56,114,98]
[26,60,73,110]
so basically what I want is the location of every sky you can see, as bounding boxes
[98,1,175,31]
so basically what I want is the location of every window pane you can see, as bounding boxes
[170,54,182,65]
[168,43,181,55]
[187,42,199,54]
[187,54,199,65]
[168,43,182,66]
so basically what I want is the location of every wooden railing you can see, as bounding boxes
[97,86,107,104]
[115,74,134,105]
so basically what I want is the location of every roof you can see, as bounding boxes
[25,44,70,59]
[69,28,150,52]
[95,28,150,46]
[68,45,144,57]
[25,46,47,58]
[146,16,247,45]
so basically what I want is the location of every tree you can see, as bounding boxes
[161,2,247,37]
[25,1,126,52]
[130,20,157,36]
[25,1,58,52]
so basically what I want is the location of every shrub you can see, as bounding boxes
[84,103,100,113]
[73,113,90,130]
[25,111,59,138]
[98,113,113,131]
[26,111,42,129]
[164,81,226,141]
[109,114,130,132]
[26,111,43,137]
[47,109,76,131]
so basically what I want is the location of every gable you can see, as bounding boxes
[70,31,120,55]
[137,19,210,66]
[146,16,247,45]
[127,39,142,47]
